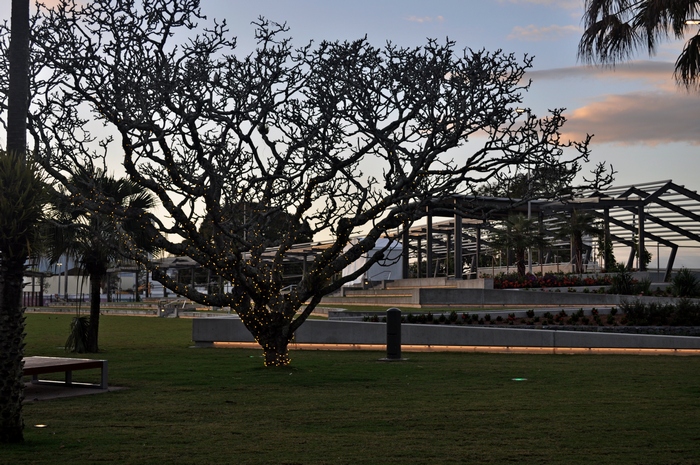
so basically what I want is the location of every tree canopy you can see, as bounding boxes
[47,171,156,352]
[3,0,612,365]
[579,0,700,89]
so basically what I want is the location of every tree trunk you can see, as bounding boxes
[516,248,526,277]
[573,237,583,274]
[6,0,30,155]
[257,328,291,367]
[0,258,26,443]
[241,308,293,366]
[86,272,103,353]
[2,0,31,443]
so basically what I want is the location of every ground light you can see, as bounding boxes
[212,342,700,355]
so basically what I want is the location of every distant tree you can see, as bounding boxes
[478,157,592,199]
[491,214,548,277]
[0,0,32,444]
[47,172,156,353]
[12,0,612,366]
[579,0,700,89]
[554,209,601,274]
[596,228,616,272]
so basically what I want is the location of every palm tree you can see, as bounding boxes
[48,172,156,353]
[579,0,700,88]
[0,152,45,443]
[555,209,601,274]
[1,0,32,444]
[491,214,548,277]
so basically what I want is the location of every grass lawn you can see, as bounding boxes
[3,313,700,464]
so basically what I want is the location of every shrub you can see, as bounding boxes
[670,268,700,297]
[671,298,700,326]
[526,309,535,318]
[65,316,90,353]
[620,299,676,326]
[634,278,652,296]
[610,268,635,295]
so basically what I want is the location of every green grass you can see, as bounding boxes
[3,313,700,464]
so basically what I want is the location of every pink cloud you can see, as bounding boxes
[562,91,700,146]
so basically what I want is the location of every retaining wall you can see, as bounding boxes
[323,287,696,307]
[192,317,700,350]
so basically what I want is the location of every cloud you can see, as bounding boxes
[527,61,678,90]
[404,15,445,24]
[561,91,700,146]
[508,24,580,41]
[34,0,66,8]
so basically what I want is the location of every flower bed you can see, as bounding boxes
[362,300,700,328]
[486,272,613,290]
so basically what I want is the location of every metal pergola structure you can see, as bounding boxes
[541,180,700,280]
[394,180,700,281]
[147,180,700,286]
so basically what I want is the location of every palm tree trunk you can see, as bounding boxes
[1,0,31,444]
[0,257,26,443]
[516,248,526,277]
[7,0,30,155]
[86,272,103,353]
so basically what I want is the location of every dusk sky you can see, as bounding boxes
[4,0,699,267]
[198,0,698,190]
[195,0,700,268]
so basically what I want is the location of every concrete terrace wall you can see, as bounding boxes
[323,287,696,308]
[192,317,700,350]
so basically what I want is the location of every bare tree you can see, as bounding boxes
[14,0,611,366]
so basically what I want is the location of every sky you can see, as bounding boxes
[189,0,698,189]
[3,0,699,267]
[201,0,700,268]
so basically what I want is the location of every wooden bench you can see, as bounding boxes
[23,356,108,390]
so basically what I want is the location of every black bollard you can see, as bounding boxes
[386,307,402,360]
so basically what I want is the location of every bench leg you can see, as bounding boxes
[65,370,72,386]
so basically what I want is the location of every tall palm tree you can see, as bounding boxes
[555,209,601,275]
[579,0,700,88]
[491,214,548,277]
[48,172,156,353]
[0,153,45,443]
[1,0,32,444]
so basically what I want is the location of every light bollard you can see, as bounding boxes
[385,307,402,360]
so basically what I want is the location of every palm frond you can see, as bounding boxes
[578,14,641,65]
[675,32,700,89]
